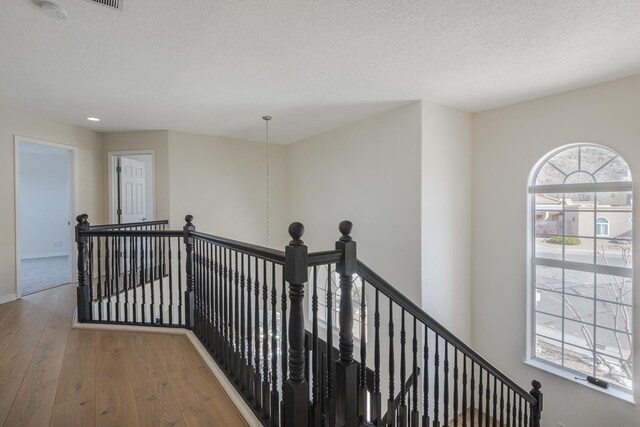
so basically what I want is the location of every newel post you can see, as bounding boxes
[335,220,358,427]
[184,215,196,330]
[283,222,309,427]
[530,380,543,427]
[75,214,91,322]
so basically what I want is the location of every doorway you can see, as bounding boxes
[15,137,76,296]
[109,152,155,224]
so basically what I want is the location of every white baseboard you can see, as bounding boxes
[0,294,18,305]
[72,310,261,427]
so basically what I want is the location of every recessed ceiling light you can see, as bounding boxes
[86,116,101,122]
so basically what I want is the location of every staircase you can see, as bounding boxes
[74,214,543,427]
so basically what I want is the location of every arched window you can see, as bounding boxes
[529,144,633,392]
[596,217,610,237]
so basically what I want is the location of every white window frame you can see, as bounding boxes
[527,143,634,398]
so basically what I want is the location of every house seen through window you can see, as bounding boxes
[529,144,633,391]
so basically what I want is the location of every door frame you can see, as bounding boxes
[107,150,156,224]
[14,135,78,298]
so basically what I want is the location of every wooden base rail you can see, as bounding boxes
[75,214,543,427]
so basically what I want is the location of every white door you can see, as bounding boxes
[119,156,146,224]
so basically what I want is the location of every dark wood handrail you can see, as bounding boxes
[80,229,182,237]
[356,259,536,404]
[308,249,343,266]
[89,219,168,230]
[190,231,286,264]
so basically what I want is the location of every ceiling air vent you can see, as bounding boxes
[85,0,122,10]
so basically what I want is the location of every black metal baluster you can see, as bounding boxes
[262,259,270,418]
[235,251,241,380]
[97,237,103,321]
[478,367,483,427]
[523,400,528,427]
[399,308,407,427]
[246,254,253,397]
[518,396,522,427]
[454,348,459,427]
[485,371,490,427]
[225,248,231,370]
[149,235,155,324]
[492,376,497,427]
[106,236,113,322]
[388,301,395,427]
[159,236,164,325]
[254,256,262,410]
[140,234,146,324]
[470,363,475,427]
[213,245,220,360]
[115,236,121,322]
[240,253,246,392]
[444,341,450,426]
[434,334,440,427]
[132,235,138,323]
[499,383,504,427]
[423,326,430,427]
[372,288,381,426]
[359,279,368,424]
[311,266,320,426]
[326,264,335,427]
[177,238,182,326]
[123,236,129,323]
[411,316,418,427]
[280,274,287,419]
[506,388,511,427]
[270,262,279,426]
[167,236,173,325]
[87,237,94,309]
[193,240,199,335]
[462,355,467,427]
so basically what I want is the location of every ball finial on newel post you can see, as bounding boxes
[288,222,305,246]
[76,214,88,225]
[339,220,353,242]
[185,215,194,226]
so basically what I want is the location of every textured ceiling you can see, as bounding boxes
[2,0,640,143]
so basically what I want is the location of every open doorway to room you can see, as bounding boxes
[109,151,155,224]
[15,137,76,296]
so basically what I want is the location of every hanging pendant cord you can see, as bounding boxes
[263,116,271,248]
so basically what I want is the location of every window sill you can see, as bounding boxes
[524,358,635,405]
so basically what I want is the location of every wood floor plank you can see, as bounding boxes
[0,301,34,358]
[54,329,97,405]
[0,302,50,385]
[182,397,249,427]
[0,300,18,324]
[51,397,96,427]
[95,332,141,427]
[0,379,21,425]
[127,333,185,427]
[3,303,71,426]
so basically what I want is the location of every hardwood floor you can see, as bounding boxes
[0,284,248,427]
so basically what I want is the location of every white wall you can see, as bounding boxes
[472,75,640,427]
[19,145,71,259]
[422,102,472,342]
[0,106,103,302]
[168,130,289,249]
[288,102,423,301]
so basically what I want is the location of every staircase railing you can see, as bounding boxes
[75,214,542,427]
